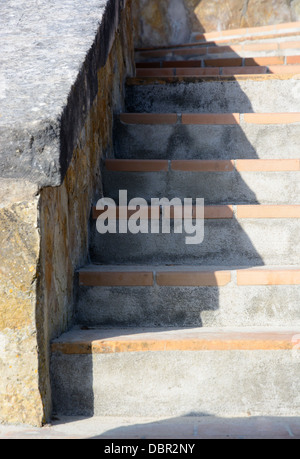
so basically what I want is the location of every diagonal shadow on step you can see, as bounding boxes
[90,413,300,439]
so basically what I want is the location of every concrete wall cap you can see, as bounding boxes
[0,0,126,188]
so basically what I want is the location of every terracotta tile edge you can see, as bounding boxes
[52,336,296,354]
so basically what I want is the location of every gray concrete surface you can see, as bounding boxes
[103,169,300,205]
[114,121,300,160]
[125,79,300,114]
[76,274,300,328]
[51,347,300,417]
[90,218,300,265]
[0,0,125,187]
[1,414,300,439]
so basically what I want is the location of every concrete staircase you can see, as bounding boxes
[51,22,300,418]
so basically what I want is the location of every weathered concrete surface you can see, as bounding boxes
[76,278,300,327]
[133,0,300,47]
[0,0,135,426]
[103,169,300,205]
[114,121,300,160]
[51,347,300,417]
[90,218,300,265]
[125,79,300,114]
[0,0,128,187]
[1,414,300,439]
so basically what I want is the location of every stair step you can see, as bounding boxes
[135,65,300,77]
[136,56,300,68]
[126,78,300,113]
[93,204,300,219]
[76,265,300,327]
[135,40,300,62]
[52,326,299,353]
[78,265,300,287]
[135,66,300,76]
[119,112,300,124]
[114,113,300,160]
[192,20,300,42]
[51,326,300,417]
[105,158,300,171]
[103,159,300,205]
[90,205,300,265]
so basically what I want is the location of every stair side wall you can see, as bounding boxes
[0,0,135,426]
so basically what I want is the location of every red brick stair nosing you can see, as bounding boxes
[92,205,234,220]
[119,113,300,125]
[105,159,169,172]
[51,327,300,354]
[137,56,291,68]
[135,65,300,77]
[105,159,300,173]
[127,74,300,85]
[136,56,295,68]
[79,270,154,287]
[136,40,300,59]
[78,266,300,287]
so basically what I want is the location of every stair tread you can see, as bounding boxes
[52,325,300,354]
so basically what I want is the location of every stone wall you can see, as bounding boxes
[133,0,300,47]
[0,0,134,426]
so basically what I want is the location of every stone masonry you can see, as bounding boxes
[0,0,134,425]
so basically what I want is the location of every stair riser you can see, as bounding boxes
[103,170,300,205]
[90,219,300,265]
[76,283,300,328]
[126,80,300,114]
[190,28,300,42]
[51,351,300,417]
[114,123,300,160]
[136,47,300,62]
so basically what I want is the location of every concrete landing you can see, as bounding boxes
[0,415,299,439]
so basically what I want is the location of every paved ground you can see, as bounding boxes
[0,415,300,439]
